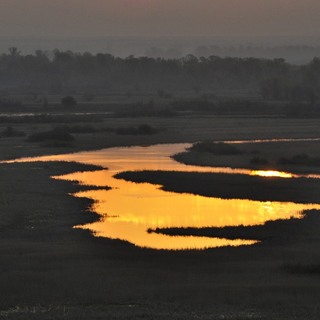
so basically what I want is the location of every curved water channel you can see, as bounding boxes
[4,140,320,250]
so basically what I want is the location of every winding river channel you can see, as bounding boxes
[4,140,320,250]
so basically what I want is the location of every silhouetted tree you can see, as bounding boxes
[61,96,77,108]
[8,47,21,57]
[0,48,318,110]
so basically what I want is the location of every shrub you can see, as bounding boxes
[61,96,77,108]
[137,124,157,135]
[27,128,74,143]
[291,154,311,165]
[250,157,269,165]
[53,125,96,134]
[116,124,158,135]
[278,154,320,167]
[39,141,73,148]
[0,126,25,138]
[189,142,244,155]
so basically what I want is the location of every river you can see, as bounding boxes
[3,141,320,250]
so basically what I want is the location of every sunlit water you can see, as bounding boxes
[3,142,320,250]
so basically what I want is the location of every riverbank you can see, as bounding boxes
[1,115,320,319]
[173,139,320,174]
[116,170,320,203]
[2,115,320,161]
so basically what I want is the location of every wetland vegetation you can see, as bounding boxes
[1,51,320,319]
[116,169,320,203]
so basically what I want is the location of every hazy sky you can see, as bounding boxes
[0,0,319,38]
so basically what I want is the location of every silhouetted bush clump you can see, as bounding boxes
[278,154,320,167]
[0,126,25,138]
[54,125,96,134]
[250,157,269,165]
[39,141,74,148]
[27,128,75,143]
[189,142,244,155]
[116,124,158,135]
[0,96,22,108]
[61,96,77,108]
[0,114,102,124]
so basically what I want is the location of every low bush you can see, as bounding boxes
[278,153,320,167]
[0,126,25,138]
[188,142,244,155]
[27,128,75,143]
[116,124,158,135]
[53,125,96,134]
[39,141,74,148]
[250,157,269,165]
[0,114,102,124]
[61,96,77,108]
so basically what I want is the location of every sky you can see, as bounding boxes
[0,0,319,38]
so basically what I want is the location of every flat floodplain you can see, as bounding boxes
[1,115,320,319]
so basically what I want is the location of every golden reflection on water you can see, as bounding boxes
[70,184,319,250]
[4,143,320,250]
[251,170,294,178]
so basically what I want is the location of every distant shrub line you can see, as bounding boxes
[0,114,102,124]
[182,142,320,169]
[0,126,25,138]
[188,142,244,155]
[55,123,160,135]
[250,157,269,165]
[27,128,74,143]
[54,124,96,134]
[278,154,320,167]
[115,124,158,135]
[25,123,159,148]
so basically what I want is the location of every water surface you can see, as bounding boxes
[5,142,320,250]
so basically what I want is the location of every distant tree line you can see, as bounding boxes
[0,48,320,104]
